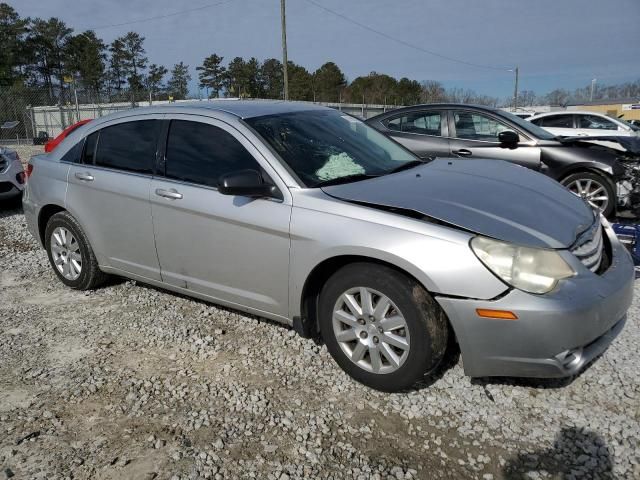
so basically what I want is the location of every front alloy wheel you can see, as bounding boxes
[332,287,410,374]
[319,263,449,392]
[561,172,615,217]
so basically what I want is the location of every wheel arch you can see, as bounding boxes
[558,164,615,183]
[298,254,456,341]
[37,203,67,245]
[557,167,617,217]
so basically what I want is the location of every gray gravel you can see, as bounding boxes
[11,145,43,166]
[0,203,638,480]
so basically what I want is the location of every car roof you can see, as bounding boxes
[61,119,92,133]
[365,103,501,121]
[529,111,617,119]
[92,100,330,124]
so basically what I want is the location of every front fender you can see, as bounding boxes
[288,193,508,319]
[541,146,622,181]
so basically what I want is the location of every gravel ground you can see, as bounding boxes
[0,203,638,480]
[11,145,44,165]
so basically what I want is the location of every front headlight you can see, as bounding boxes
[470,236,575,294]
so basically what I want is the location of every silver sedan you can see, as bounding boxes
[22,101,634,392]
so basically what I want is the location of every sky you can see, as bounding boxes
[15,0,640,99]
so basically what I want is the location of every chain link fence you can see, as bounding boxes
[0,84,169,145]
[0,85,399,146]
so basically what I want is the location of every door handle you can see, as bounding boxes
[155,188,183,200]
[452,149,472,157]
[74,172,94,181]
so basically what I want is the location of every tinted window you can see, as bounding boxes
[61,139,84,163]
[82,132,98,164]
[386,111,442,136]
[537,114,574,128]
[94,120,159,174]
[453,111,512,142]
[165,120,260,187]
[578,114,617,130]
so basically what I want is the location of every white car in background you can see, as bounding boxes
[529,111,640,138]
[0,146,26,201]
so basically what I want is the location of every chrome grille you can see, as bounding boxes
[0,156,7,173]
[571,218,604,272]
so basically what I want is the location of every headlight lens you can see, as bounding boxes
[470,236,575,294]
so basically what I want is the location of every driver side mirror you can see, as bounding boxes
[498,130,519,146]
[218,169,279,198]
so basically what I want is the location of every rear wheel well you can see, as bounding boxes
[300,255,452,339]
[38,204,66,244]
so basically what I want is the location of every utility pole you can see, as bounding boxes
[590,78,597,102]
[512,66,519,111]
[280,0,289,100]
[72,77,80,122]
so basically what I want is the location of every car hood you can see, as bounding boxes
[559,135,640,156]
[321,159,595,249]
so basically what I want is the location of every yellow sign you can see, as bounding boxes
[63,75,73,83]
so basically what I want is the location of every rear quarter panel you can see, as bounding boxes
[22,154,69,245]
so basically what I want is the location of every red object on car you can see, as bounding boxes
[44,119,92,153]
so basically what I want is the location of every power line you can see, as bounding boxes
[303,0,513,72]
[88,0,237,31]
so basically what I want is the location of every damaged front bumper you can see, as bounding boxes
[435,224,634,378]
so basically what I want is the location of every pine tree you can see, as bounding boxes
[196,53,225,98]
[167,62,191,100]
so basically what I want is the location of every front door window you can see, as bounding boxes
[453,112,513,142]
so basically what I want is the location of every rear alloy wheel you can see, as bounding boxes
[50,226,82,281]
[45,211,108,290]
[319,263,449,392]
[561,172,615,217]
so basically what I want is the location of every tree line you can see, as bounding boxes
[1,2,638,108]
[0,2,500,106]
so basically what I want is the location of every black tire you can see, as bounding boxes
[44,211,108,290]
[319,263,449,392]
[561,172,615,218]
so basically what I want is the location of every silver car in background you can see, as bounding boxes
[0,146,25,200]
[22,101,634,392]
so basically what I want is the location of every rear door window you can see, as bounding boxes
[164,120,261,188]
[94,120,160,174]
[385,111,442,136]
[535,114,574,128]
[577,114,617,130]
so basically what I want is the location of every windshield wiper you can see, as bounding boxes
[315,173,379,187]
[388,159,427,174]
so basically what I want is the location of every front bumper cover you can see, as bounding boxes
[436,225,634,378]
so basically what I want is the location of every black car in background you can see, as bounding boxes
[366,104,626,217]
